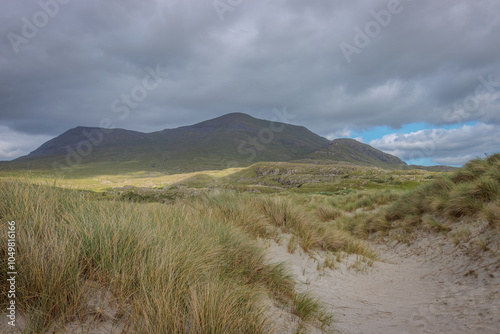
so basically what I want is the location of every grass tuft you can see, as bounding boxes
[379,154,500,242]
[316,205,344,222]
[483,200,500,228]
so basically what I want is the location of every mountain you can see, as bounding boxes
[9,113,330,173]
[3,114,438,175]
[297,138,407,169]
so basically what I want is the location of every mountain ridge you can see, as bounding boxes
[10,113,329,172]
[297,138,407,169]
[2,113,441,174]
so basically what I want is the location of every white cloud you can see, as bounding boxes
[369,123,500,165]
[353,136,365,143]
[0,126,52,161]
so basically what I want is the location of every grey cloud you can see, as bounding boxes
[0,0,499,161]
[433,154,480,166]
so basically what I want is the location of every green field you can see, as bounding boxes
[0,161,435,193]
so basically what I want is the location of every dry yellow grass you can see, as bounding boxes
[0,167,245,192]
[0,180,335,333]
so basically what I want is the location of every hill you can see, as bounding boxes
[297,138,407,169]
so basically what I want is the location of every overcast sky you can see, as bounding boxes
[1,0,499,166]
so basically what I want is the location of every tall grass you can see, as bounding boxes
[0,180,331,333]
[316,154,500,242]
[255,197,376,259]
[184,193,376,260]
[384,154,500,230]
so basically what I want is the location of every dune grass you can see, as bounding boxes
[384,154,500,228]
[0,180,333,333]
[280,154,500,245]
[320,154,500,243]
[186,193,377,260]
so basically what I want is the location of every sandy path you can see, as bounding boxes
[266,234,500,334]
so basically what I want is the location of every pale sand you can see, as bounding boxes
[266,227,500,334]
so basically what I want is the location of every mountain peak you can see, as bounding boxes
[217,112,255,121]
[191,112,257,127]
[331,138,359,144]
[8,113,412,172]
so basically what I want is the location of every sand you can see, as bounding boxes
[266,229,500,334]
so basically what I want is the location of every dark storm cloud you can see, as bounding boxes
[0,0,499,160]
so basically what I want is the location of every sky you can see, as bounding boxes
[1,0,499,166]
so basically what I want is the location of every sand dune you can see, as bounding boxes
[267,229,500,333]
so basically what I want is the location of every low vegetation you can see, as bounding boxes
[1,154,498,332]
[0,181,332,333]
[311,154,500,246]
[384,154,500,231]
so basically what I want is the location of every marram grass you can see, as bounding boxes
[384,154,500,231]
[0,180,331,333]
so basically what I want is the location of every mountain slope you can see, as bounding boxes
[3,114,434,175]
[10,113,330,173]
[297,138,407,168]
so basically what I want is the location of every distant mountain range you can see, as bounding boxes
[2,113,452,174]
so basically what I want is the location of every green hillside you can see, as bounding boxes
[297,138,407,169]
[0,114,452,178]
[3,113,330,175]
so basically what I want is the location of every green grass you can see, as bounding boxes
[0,160,435,195]
[0,167,244,192]
[384,154,500,225]
[369,154,500,243]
